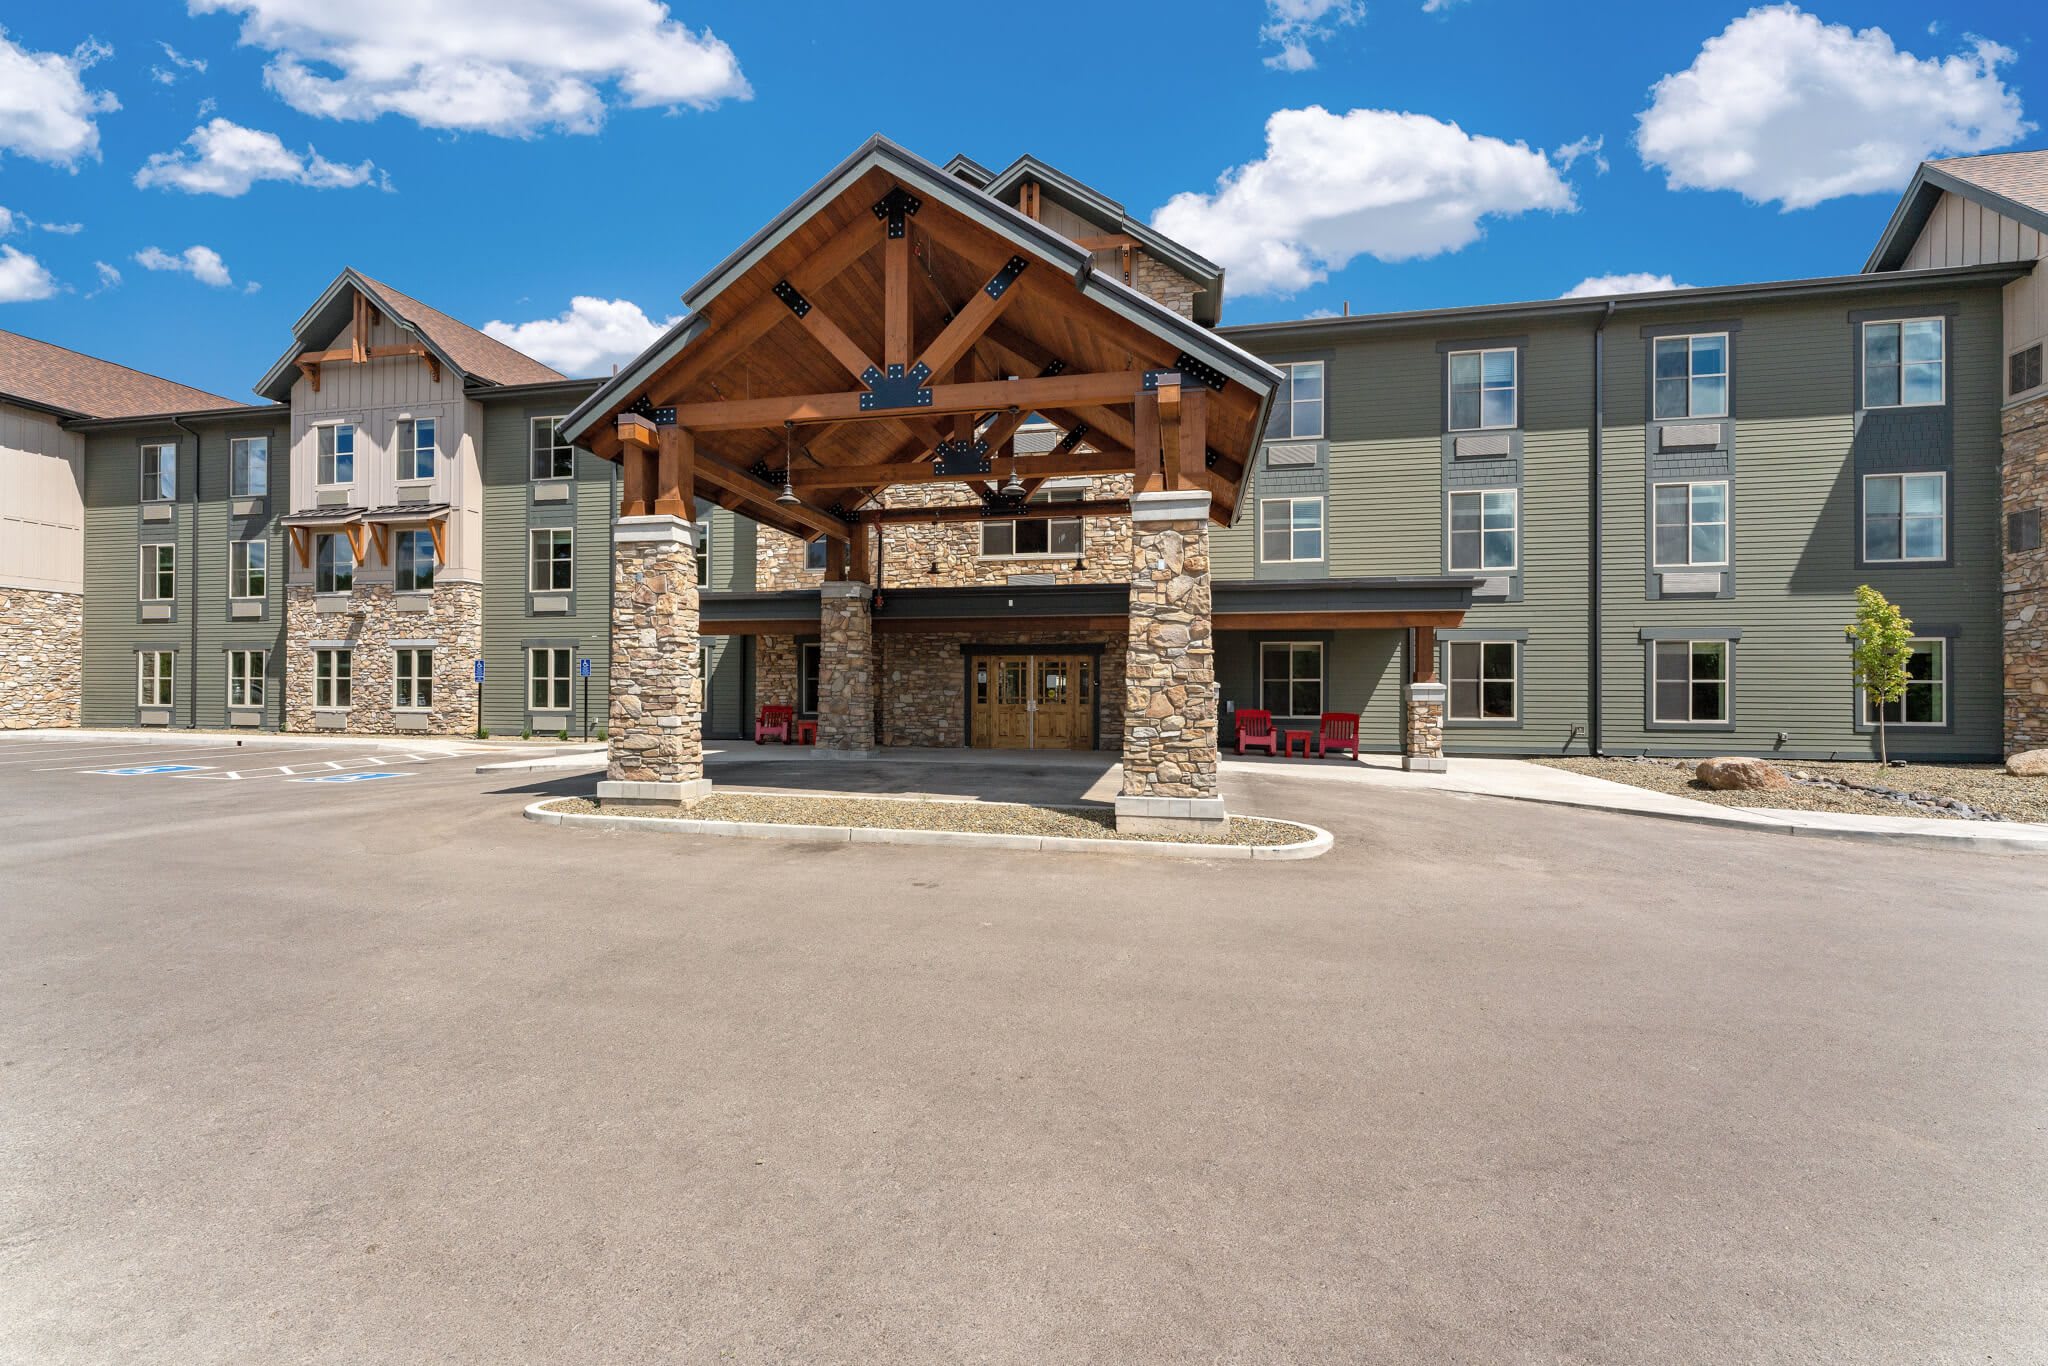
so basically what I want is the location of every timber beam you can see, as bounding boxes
[789,446,1135,490]
[857,498,1129,526]
[668,370,1144,433]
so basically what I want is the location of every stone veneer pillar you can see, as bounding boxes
[2004,394,2048,755]
[1403,683,1448,772]
[1117,490,1224,833]
[600,514,710,807]
[817,581,876,754]
[0,586,81,729]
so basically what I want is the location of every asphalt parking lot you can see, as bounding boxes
[2,736,2044,1363]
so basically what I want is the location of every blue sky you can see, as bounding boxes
[0,0,2035,401]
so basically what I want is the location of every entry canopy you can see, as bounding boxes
[560,136,1280,538]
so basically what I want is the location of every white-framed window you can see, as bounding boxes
[1652,640,1729,724]
[140,442,176,502]
[1863,472,1946,562]
[530,416,574,480]
[695,518,711,587]
[798,641,821,717]
[1862,637,1947,728]
[139,544,175,601]
[227,649,265,708]
[314,647,352,709]
[395,529,436,592]
[1449,489,1517,571]
[397,417,436,481]
[1259,640,1324,718]
[1652,481,1729,567]
[981,486,1083,558]
[1863,318,1945,408]
[530,528,574,591]
[229,540,266,599]
[1448,640,1518,721]
[229,436,268,497]
[529,647,572,711]
[1449,348,1517,431]
[1265,360,1325,441]
[316,423,355,486]
[393,647,434,710]
[803,539,829,572]
[315,533,354,594]
[1259,496,1324,563]
[138,651,174,707]
[1653,333,1729,419]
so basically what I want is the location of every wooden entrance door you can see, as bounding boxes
[968,652,1095,751]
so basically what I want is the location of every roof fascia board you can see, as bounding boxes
[1867,164,2048,273]
[65,404,281,431]
[1080,273,1281,392]
[255,269,470,401]
[986,156,1224,285]
[558,314,708,442]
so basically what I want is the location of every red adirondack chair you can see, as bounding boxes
[755,704,793,744]
[1234,708,1279,756]
[1313,712,1361,760]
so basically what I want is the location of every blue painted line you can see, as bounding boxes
[87,764,209,776]
[288,771,414,784]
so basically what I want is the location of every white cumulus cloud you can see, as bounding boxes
[0,30,119,168]
[1153,106,1578,296]
[135,118,380,196]
[190,0,750,136]
[1561,272,1693,298]
[0,245,59,303]
[1261,0,1363,72]
[150,40,208,85]
[484,295,679,377]
[86,260,122,297]
[1636,4,2030,210]
[135,245,239,289]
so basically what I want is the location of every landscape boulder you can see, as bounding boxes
[2007,749,2048,778]
[1695,756,1792,791]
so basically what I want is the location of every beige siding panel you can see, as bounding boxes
[0,402,84,592]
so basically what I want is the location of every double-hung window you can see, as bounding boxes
[1863,472,1945,562]
[1653,334,1729,419]
[316,423,355,486]
[530,528,574,591]
[1265,360,1325,441]
[230,436,267,497]
[531,416,574,480]
[138,651,174,707]
[1448,641,1517,722]
[1652,640,1728,725]
[1862,638,1947,728]
[395,529,436,592]
[315,533,354,594]
[230,540,266,599]
[314,648,352,709]
[1259,641,1324,718]
[140,544,175,601]
[394,647,434,710]
[141,443,176,502]
[981,486,1083,557]
[1449,490,1517,572]
[227,649,265,708]
[529,647,572,711]
[397,418,436,481]
[695,518,711,587]
[1653,482,1728,567]
[1259,496,1324,563]
[1449,349,1517,430]
[1863,319,1945,408]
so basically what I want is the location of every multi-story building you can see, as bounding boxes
[2,143,2043,765]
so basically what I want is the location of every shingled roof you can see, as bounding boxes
[1866,148,2048,272]
[0,329,246,419]
[353,273,566,388]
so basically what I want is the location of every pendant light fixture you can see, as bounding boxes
[776,420,800,505]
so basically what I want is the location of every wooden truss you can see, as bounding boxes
[295,290,440,392]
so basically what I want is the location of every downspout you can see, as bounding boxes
[1589,302,1615,756]
[173,414,202,729]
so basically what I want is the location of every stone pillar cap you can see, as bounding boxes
[614,514,697,547]
[1130,490,1213,524]
[819,581,874,601]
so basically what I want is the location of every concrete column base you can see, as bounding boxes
[1402,755,1449,773]
[808,747,877,761]
[1115,793,1229,835]
[598,777,714,809]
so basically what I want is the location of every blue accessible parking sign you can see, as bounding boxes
[579,656,591,678]
[473,659,485,683]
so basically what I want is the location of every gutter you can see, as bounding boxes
[1589,300,1615,757]
[172,413,202,730]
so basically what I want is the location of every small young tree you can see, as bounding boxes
[1845,584,1914,765]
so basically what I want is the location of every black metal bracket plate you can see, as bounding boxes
[1055,423,1090,454]
[1173,352,1230,392]
[933,438,991,476]
[984,256,1028,300]
[859,361,933,411]
[873,188,923,239]
[1141,370,1184,392]
[626,395,676,426]
[771,280,811,318]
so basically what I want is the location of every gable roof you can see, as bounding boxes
[0,329,246,420]
[1866,149,2048,272]
[254,268,564,400]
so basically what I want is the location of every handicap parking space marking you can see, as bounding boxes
[180,751,441,781]
[288,771,415,784]
[85,763,216,776]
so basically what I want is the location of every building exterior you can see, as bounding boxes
[4,142,2044,769]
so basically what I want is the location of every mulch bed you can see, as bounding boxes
[543,793,1316,846]
[1534,756,2048,824]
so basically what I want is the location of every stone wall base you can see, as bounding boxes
[0,586,81,729]
[283,582,483,736]
[2005,393,2048,755]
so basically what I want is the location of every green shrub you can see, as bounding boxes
[521,727,533,740]
[597,727,607,741]
[478,727,490,739]
[558,728,569,742]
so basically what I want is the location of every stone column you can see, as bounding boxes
[1404,684,1448,772]
[1117,489,1224,834]
[817,581,875,755]
[599,514,710,808]
[2004,395,2048,755]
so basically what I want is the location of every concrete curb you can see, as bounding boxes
[475,750,607,774]
[522,800,1333,860]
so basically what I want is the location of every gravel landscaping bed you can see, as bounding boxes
[1533,756,2048,824]
[542,793,1317,846]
